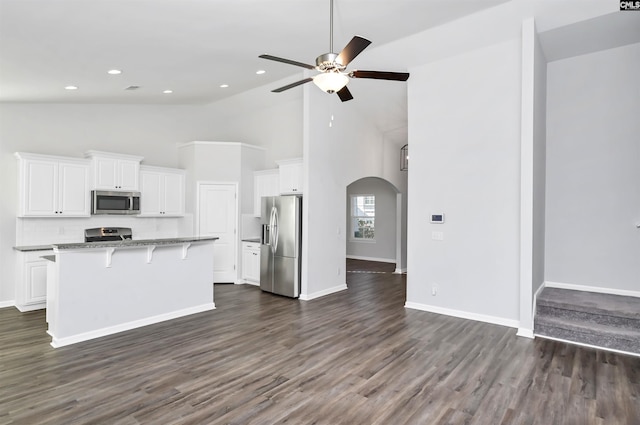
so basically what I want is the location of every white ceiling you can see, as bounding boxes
[0,0,509,104]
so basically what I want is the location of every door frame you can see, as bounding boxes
[195,181,239,283]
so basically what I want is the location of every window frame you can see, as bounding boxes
[349,194,376,242]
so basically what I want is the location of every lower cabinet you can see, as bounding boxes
[15,250,52,311]
[241,242,260,285]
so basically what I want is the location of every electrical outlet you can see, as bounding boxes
[432,286,437,296]
[432,231,444,241]
[337,267,341,276]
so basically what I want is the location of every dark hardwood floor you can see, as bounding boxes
[1,261,638,424]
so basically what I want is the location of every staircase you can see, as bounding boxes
[534,287,640,356]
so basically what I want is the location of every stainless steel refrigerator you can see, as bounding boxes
[260,195,302,298]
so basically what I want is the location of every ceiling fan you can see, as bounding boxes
[259,0,409,102]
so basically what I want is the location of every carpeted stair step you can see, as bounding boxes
[535,314,640,354]
[535,287,640,355]
[537,287,640,321]
[536,304,640,330]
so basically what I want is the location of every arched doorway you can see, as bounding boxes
[345,177,406,275]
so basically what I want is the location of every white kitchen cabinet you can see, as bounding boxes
[242,242,260,285]
[253,169,279,216]
[15,250,52,311]
[138,165,185,217]
[85,151,143,191]
[276,158,303,195]
[15,153,90,217]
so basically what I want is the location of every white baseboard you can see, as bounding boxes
[15,302,45,312]
[49,303,216,348]
[235,279,259,286]
[535,333,640,358]
[404,301,519,329]
[545,281,640,298]
[393,268,407,274]
[532,281,546,320]
[346,255,395,264]
[300,284,348,301]
[517,328,534,339]
[0,300,15,309]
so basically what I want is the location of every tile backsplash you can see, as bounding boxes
[16,214,194,246]
[241,214,261,239]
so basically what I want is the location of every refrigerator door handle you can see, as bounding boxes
[269,206,276,253]
[272,207,279,253]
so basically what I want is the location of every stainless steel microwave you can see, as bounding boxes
[91,190,141,215]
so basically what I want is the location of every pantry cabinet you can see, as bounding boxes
[253,169,279,216]
[138,165,185,217]
[15,153,90,217]
[85,151,143,191]
[276,158,303,195]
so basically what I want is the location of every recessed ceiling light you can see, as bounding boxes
[256,70,266,75]
[64,85,78,90]
[163,90,173,94]
[107,69,122,75]
[220,84,229,88]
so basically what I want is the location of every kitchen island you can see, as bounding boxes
[45,236,217,348]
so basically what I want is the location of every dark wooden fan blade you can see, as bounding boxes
[259,54,315,70]
[350,70,410,81]
[272,77,314,93]
[336,86,353,102]
[336,36,372,66]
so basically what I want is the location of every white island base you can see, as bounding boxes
[46,239,216,348]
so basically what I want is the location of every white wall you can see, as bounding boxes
[532,26,547,300]
[201,77,304,168]
[406,38,522,326]
[301,83,387,299]
[0,103,213,303]
[518,18,547,336]
[545,42,640,292]
[346,177,398,263]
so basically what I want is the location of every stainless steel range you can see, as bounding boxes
[84,227,133,242]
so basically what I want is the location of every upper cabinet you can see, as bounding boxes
[15,153,90,217]
[276,158,303,195]
[253,169,279,216]
[138,165,185,217]
[84,151,143,191]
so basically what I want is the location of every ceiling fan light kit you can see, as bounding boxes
[313,72,349,93]
[259,0,409,102]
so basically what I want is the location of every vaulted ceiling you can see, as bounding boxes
[0,0,508,104]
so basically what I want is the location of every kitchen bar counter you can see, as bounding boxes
[14,236,216,252]
[13,244,54,252]
[46,237,217,348]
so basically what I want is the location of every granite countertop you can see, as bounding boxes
[13,245,55,252]
[54,236,218,250]
[14,237,218,252]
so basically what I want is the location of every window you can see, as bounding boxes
[350,195,375,240]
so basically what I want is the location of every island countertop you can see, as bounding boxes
[53,236,218,250]
[14,236,218,252]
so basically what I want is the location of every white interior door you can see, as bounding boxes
[198,183,237,283]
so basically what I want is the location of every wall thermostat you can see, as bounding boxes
[430,213,445,223]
